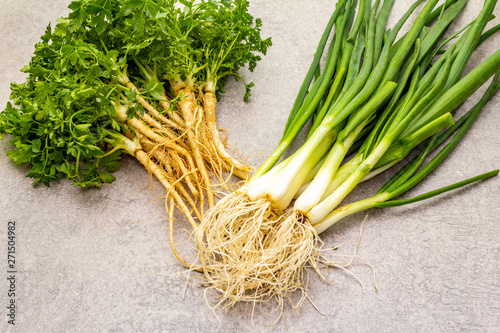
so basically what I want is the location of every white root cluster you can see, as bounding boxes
[195,196,378,320]
[195,193,323,310]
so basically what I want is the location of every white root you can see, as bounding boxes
[195,193,320,311]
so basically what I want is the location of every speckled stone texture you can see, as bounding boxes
[1,0,499,332]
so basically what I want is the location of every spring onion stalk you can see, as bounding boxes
[312,0,500,227]
[294,0,465,214]
[306,44,500,224]
[314,0,498,203]
[251,0,436,210]
[253,0,352,177]
[283,0,348,136]
[314,72,500,232]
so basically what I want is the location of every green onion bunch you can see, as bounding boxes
[196,0,500,312]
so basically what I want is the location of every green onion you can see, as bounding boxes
[314,72,500,233]
[195,0,500,311]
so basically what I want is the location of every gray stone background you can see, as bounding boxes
[0,0,499,332]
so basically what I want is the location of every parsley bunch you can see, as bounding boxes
[0,0,270,188]
[1,0,271,265]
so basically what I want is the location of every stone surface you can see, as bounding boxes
[1,0,499,332]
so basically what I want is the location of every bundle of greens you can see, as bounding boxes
[196,0,500,311]
[0,0,271,265]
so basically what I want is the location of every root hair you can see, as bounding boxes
[196,195,320,314]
